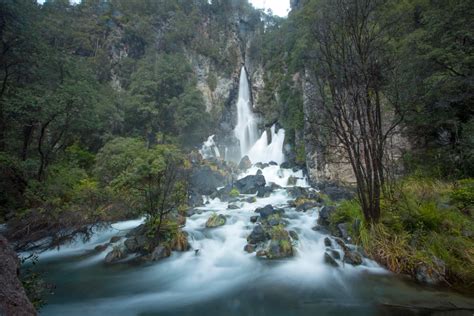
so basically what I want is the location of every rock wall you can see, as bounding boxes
[0,235,36,316]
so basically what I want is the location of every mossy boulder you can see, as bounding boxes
[206,213,226,228]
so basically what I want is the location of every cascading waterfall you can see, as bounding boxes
[199,135,220,159]
[234,66,259,158]
[248,125,286,164]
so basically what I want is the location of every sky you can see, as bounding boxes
[249,0,291,17]
[37,0,291,17]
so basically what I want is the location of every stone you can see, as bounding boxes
[105,247,126,264]
[244,244,256,253]
[254,204,283,219]
[343,251,363,266]
[324,237,332,247]
[295,201,320,212]
[415,256,446,285]
[227,204,240,210]
[319,182,355,201]
[266,239,293,259]
[238,155,252,170]
[109,236,121,243]
[124,235,147,253]
[246,196,257,203]
[94,244,109,252]
[257,186,272,198]
[250,215,259,223]
[256,169,263,175]
[324,252,339,267]
[337,223,350,241]
[287,176,297,186]
[289,230,299,240]
[188,190,204,207]
[205,214,226,228]
[247,225,268,244]
[189,165,228,195]
[256,250,267,258]
[269,161,278,166]
[330,249,341,260]
[235,174,266,194]
[318,206,336,227]
[150,245,171,261]
[255,162,269,169]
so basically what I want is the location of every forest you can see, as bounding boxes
[0,0,473,315]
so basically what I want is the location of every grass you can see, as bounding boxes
[328,177,474,291]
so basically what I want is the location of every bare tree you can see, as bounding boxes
[305,0,402,222]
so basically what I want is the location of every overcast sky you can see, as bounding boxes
[249,0,290,17]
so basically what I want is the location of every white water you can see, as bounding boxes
[248,125,286,164]
[199,135,221,159]
[234,66,259,158]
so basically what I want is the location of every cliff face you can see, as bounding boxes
[0,235,36,316]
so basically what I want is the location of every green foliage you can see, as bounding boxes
[450,179,474,212]
[229,188,240,198]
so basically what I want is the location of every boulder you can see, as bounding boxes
[287,176,297,186]
[190,165,228,195]
[295,201,320,212]
[324,237,332,248]
[188,190,204,207]
[126,224,146,238]
[318,182,355,201]
[269,161,278,166]
[124,235,148,253]
[94,244,109,252]
[256,169,263,176]
[235,174,266,194]
[289,230,299,240]
[256,250,267,258]
[250,215,259,223]
[254,205,283,219]
[238,155,252,170]
[337,223,350,241]
[335,238,363,266]
[109,236,121,243]
[205,214,226,228]
[150,245,171,261]
[244,244,256,253]
[105,247,126,264]
[255,162,269,169]
[247,225,268,244]
[324,252,339,267]
[318,206,336,227]
[246,196,257,203]
[415,257,446,285]
[257,186,273,198]
[266,239,293,259]
[227,204,240,210]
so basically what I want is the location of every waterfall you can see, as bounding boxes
[234,66,259,158]
[248,125,286,164]
[199,135,220,159]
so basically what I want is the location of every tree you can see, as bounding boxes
[302,0,401,222]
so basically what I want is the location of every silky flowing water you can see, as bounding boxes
[31,165,474,315]
[30,67,474,315]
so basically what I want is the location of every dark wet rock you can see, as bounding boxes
[124,235,148,253]
[324,237,332,247]
[318,206,336,227]
[337,223,350,241]
[190,165,228,195]
[335,238,362,266]
[255,162,269,169]
[126,224,146,238]
[330,249,341,260]
[295,201,321,212]
[0,235,37,316]
[312,225,331,234]
[110,236,121,243]
[254,205,284,219]
[257,186,273,198]
[94,244,109,252]
[246,196,257,203]
[280,161,292,169]
[250,215,259,223]
[188,190,204,208]
[415,257,446,285]
[247,224,268,244]
[256,250,267,258]
[267,216,282,227]
[235,174,266,194]
[238,155,252,171]
[287,176,297,186]
[318,181,355,201]
[287,186,321,201]
[244,244,256,253]
[186,208,198,217]
[211,184,233,202]
[269,161,278,166]
[256,169,263,176]
[269,182,282,191]
[266,239,293,259]
[289,230,299,240]
[227,204,240,210]
[150,245,171,261]
[324,252,339,267]
[205,214,226,228]
[105,247,126,264]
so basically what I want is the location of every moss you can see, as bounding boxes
[229,188,240,198]
[279,239,292,253]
